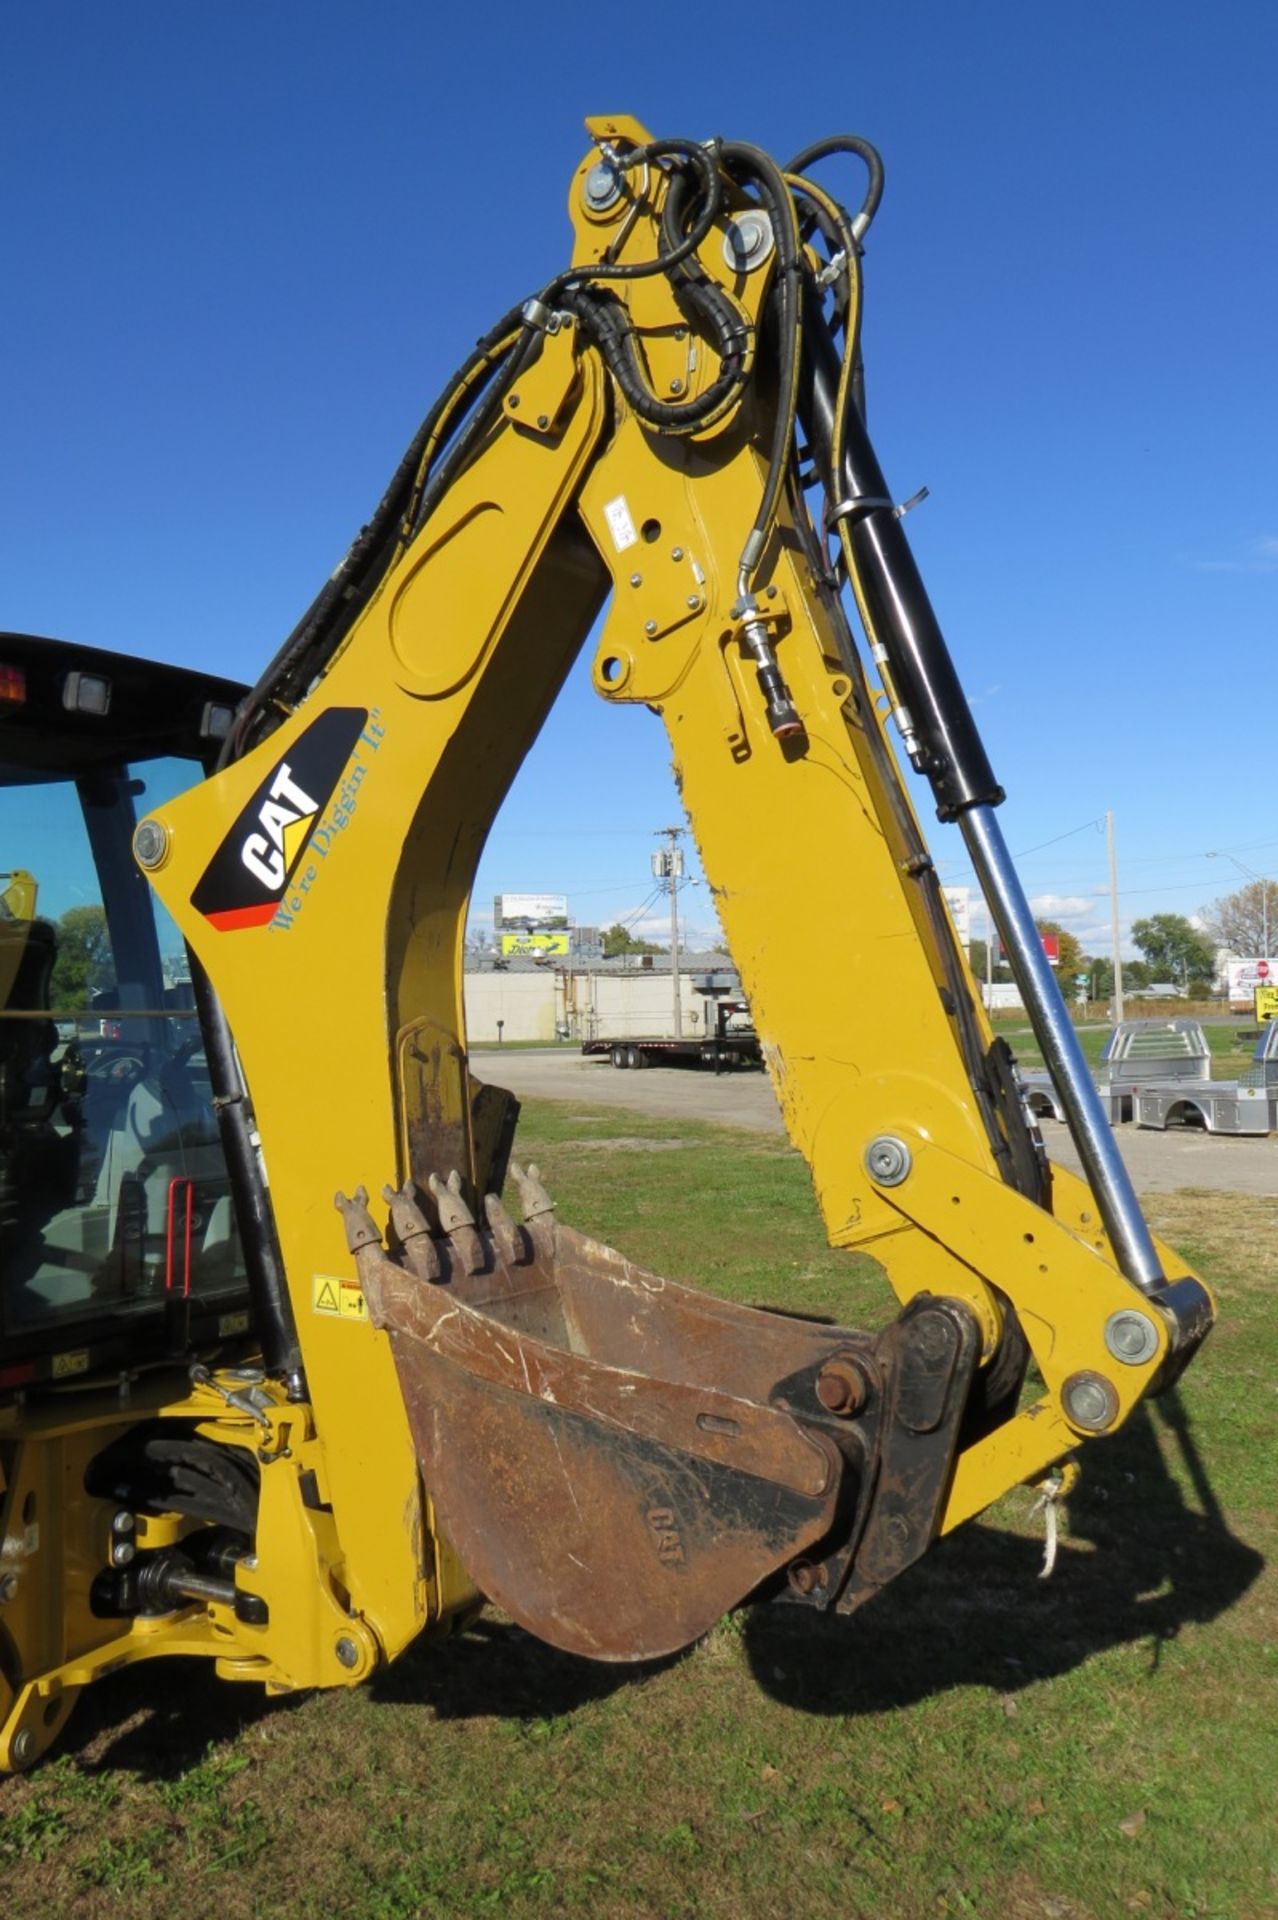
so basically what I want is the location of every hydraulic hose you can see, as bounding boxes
[717,141,805,595]
[784,134,885,241]
[546,138,725,291]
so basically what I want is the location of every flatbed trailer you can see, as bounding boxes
[582,990,762,1072]
[583,1031,763,1071]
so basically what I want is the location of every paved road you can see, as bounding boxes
[474,1048,1278,1197]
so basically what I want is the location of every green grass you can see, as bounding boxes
[1,1101,1273,1920]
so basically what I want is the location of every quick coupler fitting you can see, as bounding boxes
[741,617,803,740]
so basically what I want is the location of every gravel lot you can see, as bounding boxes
[475,1047,1278,1197]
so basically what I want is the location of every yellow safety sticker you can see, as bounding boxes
[218,1310,251,1336]
[51,1348,89,1379]
[312,1273,368,1322]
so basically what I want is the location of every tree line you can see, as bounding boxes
[972,907,1239,1000]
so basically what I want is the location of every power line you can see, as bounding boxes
[1008,817,1104,861]
[616,885,665,933]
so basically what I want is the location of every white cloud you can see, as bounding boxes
[1062,919,1114,943]
[1194,534,1278,575]
[1028,893,1095,920]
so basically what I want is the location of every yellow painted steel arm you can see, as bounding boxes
[127,118,1209,1678]
[139,339,611,1669]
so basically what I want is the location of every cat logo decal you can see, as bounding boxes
[191,707,369,931]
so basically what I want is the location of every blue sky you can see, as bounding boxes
[4,3,1275,955]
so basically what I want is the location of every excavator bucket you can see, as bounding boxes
[336,1166,983,1661]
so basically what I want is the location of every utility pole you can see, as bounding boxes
[1107,809,1124,1024]
[653,827,686,1037]
[986,902,994,1002]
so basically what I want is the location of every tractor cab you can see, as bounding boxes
[0,636,253,1393]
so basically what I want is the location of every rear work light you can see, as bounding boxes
[62,671,111,715]
[0,664,26,704]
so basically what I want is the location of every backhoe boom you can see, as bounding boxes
[0,118,1212,1768]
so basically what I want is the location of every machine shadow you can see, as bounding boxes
[741,1389,1263,1713]
[56,1656,302,1778]
[52,1391,1260,1776]
[371,1617,687,1722]
[374,1391,1260,1732]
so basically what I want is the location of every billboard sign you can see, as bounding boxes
[1227,958,1271,1012]
[942,885,971,945]
[493,892,569,928]
[996,932,1060,965]
[500,931,569,958]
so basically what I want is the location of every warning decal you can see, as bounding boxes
[312,1273,368,1321]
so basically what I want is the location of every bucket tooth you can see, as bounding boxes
[382,1182,443,1283]
[428,1171,485,1275]
[335,1186,388,1290]
[334,1186,381,1254]
[509,1160,555,1222]
[483,1191,524,1267]
[430,1169,475,1231]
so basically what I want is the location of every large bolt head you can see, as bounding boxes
[133,818,170,869]
[722,209,774,272]
[1061,1370,1120,1433]
[815,1359,868,1417]
[335,1635,360,1670]
[786,1558,826,1596]
[582,161,622,213]
[10,1728,36,1768]
[864,1135,912,1187]
[1104,1309,1160,1366]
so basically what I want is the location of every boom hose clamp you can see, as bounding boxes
[825,486,929,536]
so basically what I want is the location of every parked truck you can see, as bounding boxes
[582,976,763,1071]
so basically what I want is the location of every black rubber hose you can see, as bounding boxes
[659,166,755,370]
[563,285,748,432]
[718,142,805,579]
[407,324,541,539]
[784,134,885,234]
[789,185,851,334]
[547,138,724,290]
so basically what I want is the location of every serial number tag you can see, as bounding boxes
[602,494,639,553]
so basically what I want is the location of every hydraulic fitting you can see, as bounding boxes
[731,590,802,740]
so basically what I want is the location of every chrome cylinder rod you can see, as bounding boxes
[961,803,1164,1293]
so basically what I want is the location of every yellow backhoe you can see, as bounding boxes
[0,118,1212,1769]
